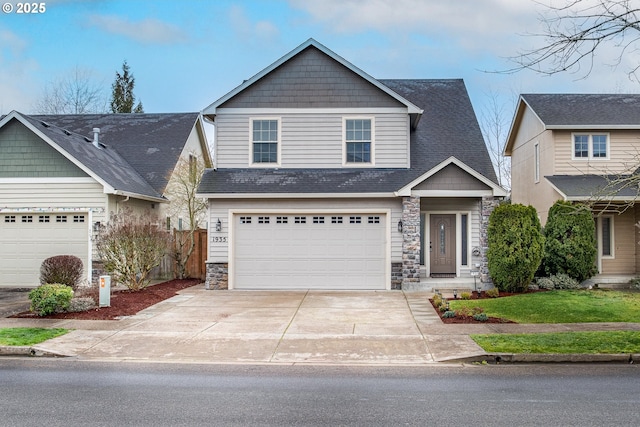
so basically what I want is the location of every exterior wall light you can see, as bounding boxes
[397,220,403,233]
[216,218,222,232]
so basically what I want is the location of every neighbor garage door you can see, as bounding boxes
[0,212,89,287]
[233,213,387,290]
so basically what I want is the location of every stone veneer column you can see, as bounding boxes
[205,263,228,290]
[479,195,501,287]
[401,196,421,289]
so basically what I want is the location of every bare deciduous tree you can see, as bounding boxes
[506,0,640,80]
[480,90,512,191]
[164,155,207,279]
[97,207,172,291]
[33,66,108,114]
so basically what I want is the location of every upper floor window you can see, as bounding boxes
[573,133,609,160]
[344,118,373,164]
[251,119,279,165]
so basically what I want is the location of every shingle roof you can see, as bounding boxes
[522,94,640,127]
[31,113,201,196]
[199,79,499,195]
[546,174,640,200]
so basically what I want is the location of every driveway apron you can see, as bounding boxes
[0,285,488,364]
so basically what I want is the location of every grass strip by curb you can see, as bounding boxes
[471,331,640,354]
[0,328,69,346]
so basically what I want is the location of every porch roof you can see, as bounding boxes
[546,174,640,201]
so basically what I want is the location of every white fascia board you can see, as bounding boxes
[504,97,546,155]
[202,39,423,116]
[214,107,409,115]
[410,190,495,198]
[546,125,640,130]
[0,177,97,184]
[112,189,167,203]
[546,179,568,201]
[196,192,397,199]
[395,156,507,197]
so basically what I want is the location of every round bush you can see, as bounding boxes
[544,201,597,282]
[487,204,545,293]
[40,255,84,290]
[29,284,74,316]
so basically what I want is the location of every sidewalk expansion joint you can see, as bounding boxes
[268,289,308,362]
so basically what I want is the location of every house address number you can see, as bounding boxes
[212,236,228,243]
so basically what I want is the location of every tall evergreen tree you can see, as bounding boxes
[110,61,144,113]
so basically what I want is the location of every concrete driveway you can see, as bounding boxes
[0,285,489,364]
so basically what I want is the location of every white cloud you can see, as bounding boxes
[0,30,38,114]
[86,14,188,44]
[229,5,279,42]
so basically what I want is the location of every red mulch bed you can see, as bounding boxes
[430,290,520,324]
[12,279,202,321]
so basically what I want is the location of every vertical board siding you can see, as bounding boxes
[215,112,409,168]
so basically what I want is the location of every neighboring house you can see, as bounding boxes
[504,94,640,281]
[197,39,505,291]
[0,111,212,287]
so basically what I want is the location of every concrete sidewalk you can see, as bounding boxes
[1,285,639,364]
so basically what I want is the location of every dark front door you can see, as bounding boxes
[430,214,456,275]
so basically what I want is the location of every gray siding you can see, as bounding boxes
[221,46,405,109]
[414,164,491,191]
[215,112,409,168]
[0,120,89,178]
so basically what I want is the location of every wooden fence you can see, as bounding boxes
[173,229,208,280]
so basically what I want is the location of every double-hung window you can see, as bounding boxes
[573,133,609,160]
[345,118,373,164]
[251,119,279,165]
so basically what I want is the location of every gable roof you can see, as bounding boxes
[198,79,504,197]
[505,93,640,155]
[0,111,208,202]
[203,38,423,127]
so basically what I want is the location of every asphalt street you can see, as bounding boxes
[2,359,639,426]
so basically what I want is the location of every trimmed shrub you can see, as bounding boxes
[67,297,97,313]
[487,203,545,293]
[443,310,456,318]
[550,273,581,289]
[460,292,471,300]
[29,284,74,316]
[456,306,473,317]
[543,201,597,282]
[537,277,555,290]
[485,288,500,298]
[473,313,489,322]
[40,255,84,290]
[432,294,443,308]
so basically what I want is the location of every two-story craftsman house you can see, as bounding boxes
[198,39,505,290]
[505,94,640,282]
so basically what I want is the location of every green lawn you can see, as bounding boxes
[471,331,640,354]
[0,328,68,346]
[449,289,640,323]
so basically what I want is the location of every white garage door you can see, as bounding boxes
[233,213,387,290]
[0,212,89,287]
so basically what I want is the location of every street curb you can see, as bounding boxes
[0,345,72,358]
[442,353,638,364]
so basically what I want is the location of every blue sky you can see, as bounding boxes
[1,0,639,119]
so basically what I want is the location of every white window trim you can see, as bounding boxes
[534,141,540,183]
[598,214,615,260]
[249,117,281,167]
[342,116,375,167]
[571,132,610,161]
